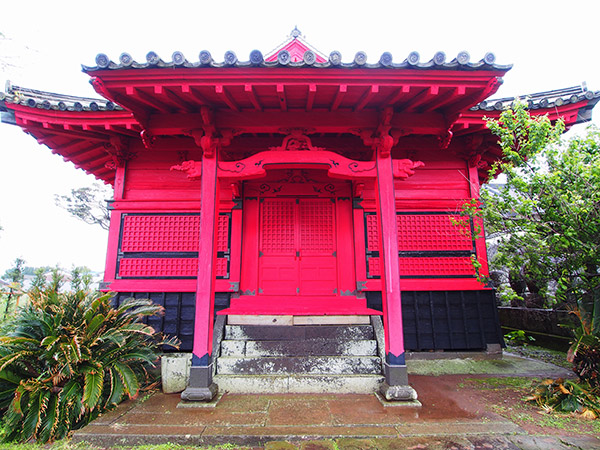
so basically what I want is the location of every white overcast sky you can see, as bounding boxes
[1,0,599,275]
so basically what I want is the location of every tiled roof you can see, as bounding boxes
[82,49,512,72]
[4,82,597,121]
[0,82,121,112]
[472,85,600,112]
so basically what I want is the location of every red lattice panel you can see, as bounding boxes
[261,199,296,254]
[121,215,200,252]
[368,257,381,277]
[118,258,198,277]
[215,257,229,278]
[397,215,473,251]
[365,214,379,251]
[399,257,475,276]
[300,199,335,255]
[216,215,230,252]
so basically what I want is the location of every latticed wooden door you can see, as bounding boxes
[258,198,337,296]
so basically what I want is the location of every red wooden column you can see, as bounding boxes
[374,134,417,401]
[181,137,220,402]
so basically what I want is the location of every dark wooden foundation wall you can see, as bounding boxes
[367,290,503,351]
[112,292,231,351]
[114,290,501,352]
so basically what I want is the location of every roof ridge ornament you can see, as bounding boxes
[290,26,301,38]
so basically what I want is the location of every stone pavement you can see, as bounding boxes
[72,355,600,449]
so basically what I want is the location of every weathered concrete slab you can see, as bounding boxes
[407,353,573,377]
[215,374,384,394]
[217,355,382,375]
[293,315,370,325]
[508,435,600,450]
[228,315,294,326]
[220,339,246,356]
[224,325,374,341]
[243,339,377,357]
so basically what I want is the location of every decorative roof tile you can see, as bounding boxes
[82,49,512,72]
[472,85,600,112]
[0,82,121,112]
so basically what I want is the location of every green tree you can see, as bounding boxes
[466,103,600,410]
[1,258,26,320]
[477,104,599,309]
[2,258,25,285]
[54,183,111,230]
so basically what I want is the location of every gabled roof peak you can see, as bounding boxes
[264,28,328,63]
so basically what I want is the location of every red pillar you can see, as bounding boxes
[181,148,220,401]
[375,136,417,401]
[375,149,405,362]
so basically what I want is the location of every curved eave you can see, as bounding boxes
[453,97,599,185]
[87,66,508,118]
[4,103,141,185]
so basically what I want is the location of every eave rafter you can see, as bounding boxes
[306,84,317,111]
[125,86,171,113]
[355,85,379,112]
[276,84,287,111]
[154,86,195,112]
[215,85,240,112]
[145,109,449,145]
[89,67,506,115]
[244,84,262,111]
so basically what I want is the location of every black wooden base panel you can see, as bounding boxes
[113,292,231,351]
[114,290,502,353]
[368,290,503,351]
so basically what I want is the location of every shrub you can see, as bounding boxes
[0,289,178,443]
[568,298,600,389]
[526,378,600,419]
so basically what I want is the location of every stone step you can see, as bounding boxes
[224,324,374,341]
[213,373,385,394]
[220,339,377,357]
[217,355,382,375]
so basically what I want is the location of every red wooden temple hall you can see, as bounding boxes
[1,29,598,402]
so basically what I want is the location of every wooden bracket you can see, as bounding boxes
[353,182,365,198]
[230,182,241,199]
[171,160,202,179]
[393,159,425,179]
[438,129,453,149]
[140,129,156,149]
[104,136,134,167]
[270,129,324,151]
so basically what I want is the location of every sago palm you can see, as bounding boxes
[0,289,178,442]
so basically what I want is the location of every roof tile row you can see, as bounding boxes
[83,49,512,72]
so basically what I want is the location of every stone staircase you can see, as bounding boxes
[213,318,385,393]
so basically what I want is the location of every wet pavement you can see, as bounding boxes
[72,355,600,449]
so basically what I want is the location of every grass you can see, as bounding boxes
[0,443,248,450]
[461,375,600,437]
[460,376,540,390]
[491,401,600,435]
[505,343,572,370]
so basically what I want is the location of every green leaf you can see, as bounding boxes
[119,323,156,336]
[107,368,125,406]
[22,390,43,440]
[38,393,59,442]
[87,313,106,336]
[40,336,60,347]
[82,369,104,410]
[113,361,139,398]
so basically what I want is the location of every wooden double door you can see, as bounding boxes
[258,197,338,296]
